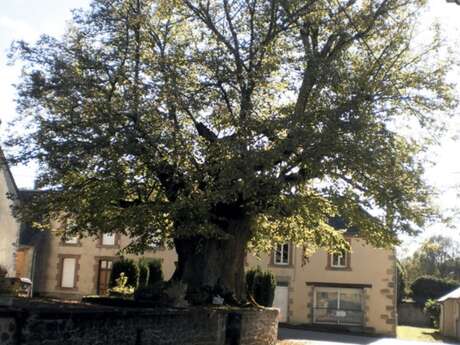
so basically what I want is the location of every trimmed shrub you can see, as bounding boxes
[246,267,276,307]
[109,258,140,289]
[410,275,459,304]
[424,299,441,328]
[147,259,164,286]
[138,259,150,287]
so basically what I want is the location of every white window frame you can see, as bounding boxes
[102,233,116,246]
[63,236,78,244]
[331,252,347,268]
[274,243,290,265]
[61,257,77,288]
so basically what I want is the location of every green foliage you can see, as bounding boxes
[109,259,140,289]
[410,275,459,304]
[423,299,441,328]
[246,267,276,307]
[402,236,460,283]
[146,259,164,286]
[109,272,135,297]
[138,259,150,287]
[396,261,406,304]
[7,0,457,293]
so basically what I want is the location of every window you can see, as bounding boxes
[63,236,78,245]
[102,233,116,246]
[331,252,347,268]
[61,257,77,288]
[313,287,363,325]
[274,243,290,265]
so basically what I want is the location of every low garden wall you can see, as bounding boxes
[0,300,278,345]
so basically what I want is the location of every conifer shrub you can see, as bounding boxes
[138,259,150,287]
[147,259,164,285]
[246,267,276,307]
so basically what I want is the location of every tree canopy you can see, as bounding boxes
[403,235,460,283]
[7,0,456,297]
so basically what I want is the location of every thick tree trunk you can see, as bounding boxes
[171,216,252,303]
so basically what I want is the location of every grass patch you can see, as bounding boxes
[397,326,451,343]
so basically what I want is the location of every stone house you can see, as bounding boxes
[247,237,397,336]
[0,149,22,277]
[20,213,396,336]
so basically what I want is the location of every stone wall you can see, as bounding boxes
[398,302,431,327]
[0,303,278,345]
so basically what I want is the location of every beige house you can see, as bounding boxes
[21,215,396,336]
[248,239,397,336]
[438,287,460,340]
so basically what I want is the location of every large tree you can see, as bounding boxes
[7,0,456,300]
[403,236,460,283]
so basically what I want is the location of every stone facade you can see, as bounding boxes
[0,303,278,345]
[247,238,397,336]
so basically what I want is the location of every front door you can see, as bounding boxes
[273,285,289,322]
[97,259,113,295]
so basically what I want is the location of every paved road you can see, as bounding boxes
[278,327,456,345]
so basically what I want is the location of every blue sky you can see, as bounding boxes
[0,0,459,255]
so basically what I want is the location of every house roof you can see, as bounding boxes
[328,216,360,236]
[438,287,460,302]
[0,146,19,195]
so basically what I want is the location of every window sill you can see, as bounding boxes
[269,263,294,269]
[325,266,352,271]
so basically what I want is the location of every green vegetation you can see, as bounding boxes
[402,236,460,284]
[424,299,441,328]
[147,259,164,286]
[410,276,459,304]
[138,259,150,287]
[9,0,456,300]
[246,267,276,307]
[109,258,140,289]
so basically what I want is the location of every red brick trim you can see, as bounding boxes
[56,254,81,291]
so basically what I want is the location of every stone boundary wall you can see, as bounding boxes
[398,302,431,327]
[0,304,278,345]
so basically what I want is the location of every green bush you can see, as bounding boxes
[109,258,140,289]
[138,259,150,287]
[147,259,164,286]
[410,275,459,304]
[424,299,441,328]
[246,267,276,307]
